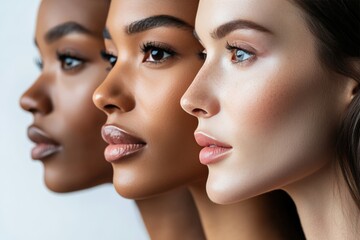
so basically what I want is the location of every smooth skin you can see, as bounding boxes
[94,0,304,239]
[20,0,205,239]
[181,0,359,239]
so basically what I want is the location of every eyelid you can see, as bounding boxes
[225,41,256,55]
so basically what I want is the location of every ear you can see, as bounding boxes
[345,59,360,103]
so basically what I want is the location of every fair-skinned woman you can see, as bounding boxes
[181,0,360,239]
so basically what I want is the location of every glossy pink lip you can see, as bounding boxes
[101,125,146,163]
[27,125,61,160]
[194,132,232,165]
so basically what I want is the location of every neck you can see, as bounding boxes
[189,179,304,240]
[285,162,360,240]
[135,187,206,240]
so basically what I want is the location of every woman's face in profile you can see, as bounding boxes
[93,0,207,199]
[181,0,353,204]
[20,0,112,192]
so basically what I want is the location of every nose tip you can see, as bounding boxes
[93,78,135,115]
[19,84,53,115]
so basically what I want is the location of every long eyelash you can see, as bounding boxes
[197,51,207,60]
[140,41,177,56]
[100,50,116,62]
[56,51,84,62]
[34,57,43,69]
[225,41,254,55]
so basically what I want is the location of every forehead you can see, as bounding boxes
[196,0,306,38]
[107,0,199,30]
[36,0,109,36]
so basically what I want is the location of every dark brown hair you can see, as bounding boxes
[290,0,360,208]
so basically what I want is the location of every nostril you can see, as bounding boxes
[103,103,120,114]
[192,108,208,116]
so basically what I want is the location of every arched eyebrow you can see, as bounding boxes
[44,21,93,43]
[211,19,272,39]
[127,15,193,34]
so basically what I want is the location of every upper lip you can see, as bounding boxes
[101,125,146,145]
[27,125,60,145]
[194,131,232,148]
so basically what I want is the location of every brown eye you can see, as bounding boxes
[144,47,172,63]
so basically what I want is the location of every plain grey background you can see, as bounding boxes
[0,1,148,239]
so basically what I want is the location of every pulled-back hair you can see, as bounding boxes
[290,0,360,208]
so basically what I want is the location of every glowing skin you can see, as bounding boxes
[181,0,359,239]
[94,0,304,239]
[20,0,112,192]
[93,0,207,199]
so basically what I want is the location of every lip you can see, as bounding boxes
[101,125,146,163]
[194,132,232,165]
[27,125,62,160]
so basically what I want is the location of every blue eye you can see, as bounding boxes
[57,52,85,71]
[232,49,252,63]
[226,42,254,64]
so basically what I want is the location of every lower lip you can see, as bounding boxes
[31,143,61,160]
[199,146,232,165]
[104,144,145,162]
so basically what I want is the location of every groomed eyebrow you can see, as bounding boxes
[126,15,193,34]
[45,21,93,43]
[211,19,272,39]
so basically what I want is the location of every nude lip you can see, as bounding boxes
[101,125,146,163]
[27,125,61,160]
[194,132,232,165]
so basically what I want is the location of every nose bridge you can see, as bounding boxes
[20,73,53,115]
[93,61,135,114]
[181,61,220,118]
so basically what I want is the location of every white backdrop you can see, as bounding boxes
[0,1,148,239]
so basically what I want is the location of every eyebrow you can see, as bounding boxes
[211,19,272,39]
[44,21,93,44]
[128,15,193,34]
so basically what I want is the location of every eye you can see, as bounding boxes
[101,50,117,70]
[226,42,254,64]
[34,57,43,70]
[57,52,85,71]
[198,49,207,60]
[141,42,176,64]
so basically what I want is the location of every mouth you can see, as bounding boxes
[101,125,146,163]
[27,125,62,160]
[194,132,232,165]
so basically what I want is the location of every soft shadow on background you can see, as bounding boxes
[0,1,148,239]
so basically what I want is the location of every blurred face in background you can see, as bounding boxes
[20,0,112,192]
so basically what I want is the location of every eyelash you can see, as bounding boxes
[225,42,255,64]
[140,41,177,64]
[34,57,43,70]
[56,51,86,71]
[100,50,117,71]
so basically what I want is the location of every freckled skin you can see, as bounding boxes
[20,0,112,192]
[181,0,354,205]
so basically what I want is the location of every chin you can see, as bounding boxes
[206,173,250,204]
[112,171,184,200]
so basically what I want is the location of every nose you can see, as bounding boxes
[181,67,220,118]
[93,69,135,115]
[19,75,53,115]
